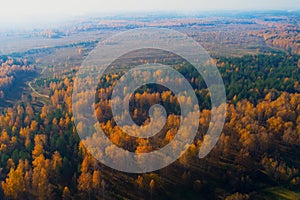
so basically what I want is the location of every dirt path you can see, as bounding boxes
[27,81,50,98]
[27,66,50,98]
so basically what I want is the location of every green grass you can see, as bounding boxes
[263,187,300,200]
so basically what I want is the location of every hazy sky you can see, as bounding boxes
[0,0,299,26]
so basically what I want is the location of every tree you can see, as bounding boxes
[225,192,249,200]
[32,134,46,159]
[2,160,26,198]
[78,156,94,199]
[92,170,101,197]
[149,179,155,200]
[136,175,144,189]
[62,186,71,200]
[52,151,63,170]
[32,155,52,199]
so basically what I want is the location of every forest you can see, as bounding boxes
[0,57,36,100]
[0,53,299,199]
